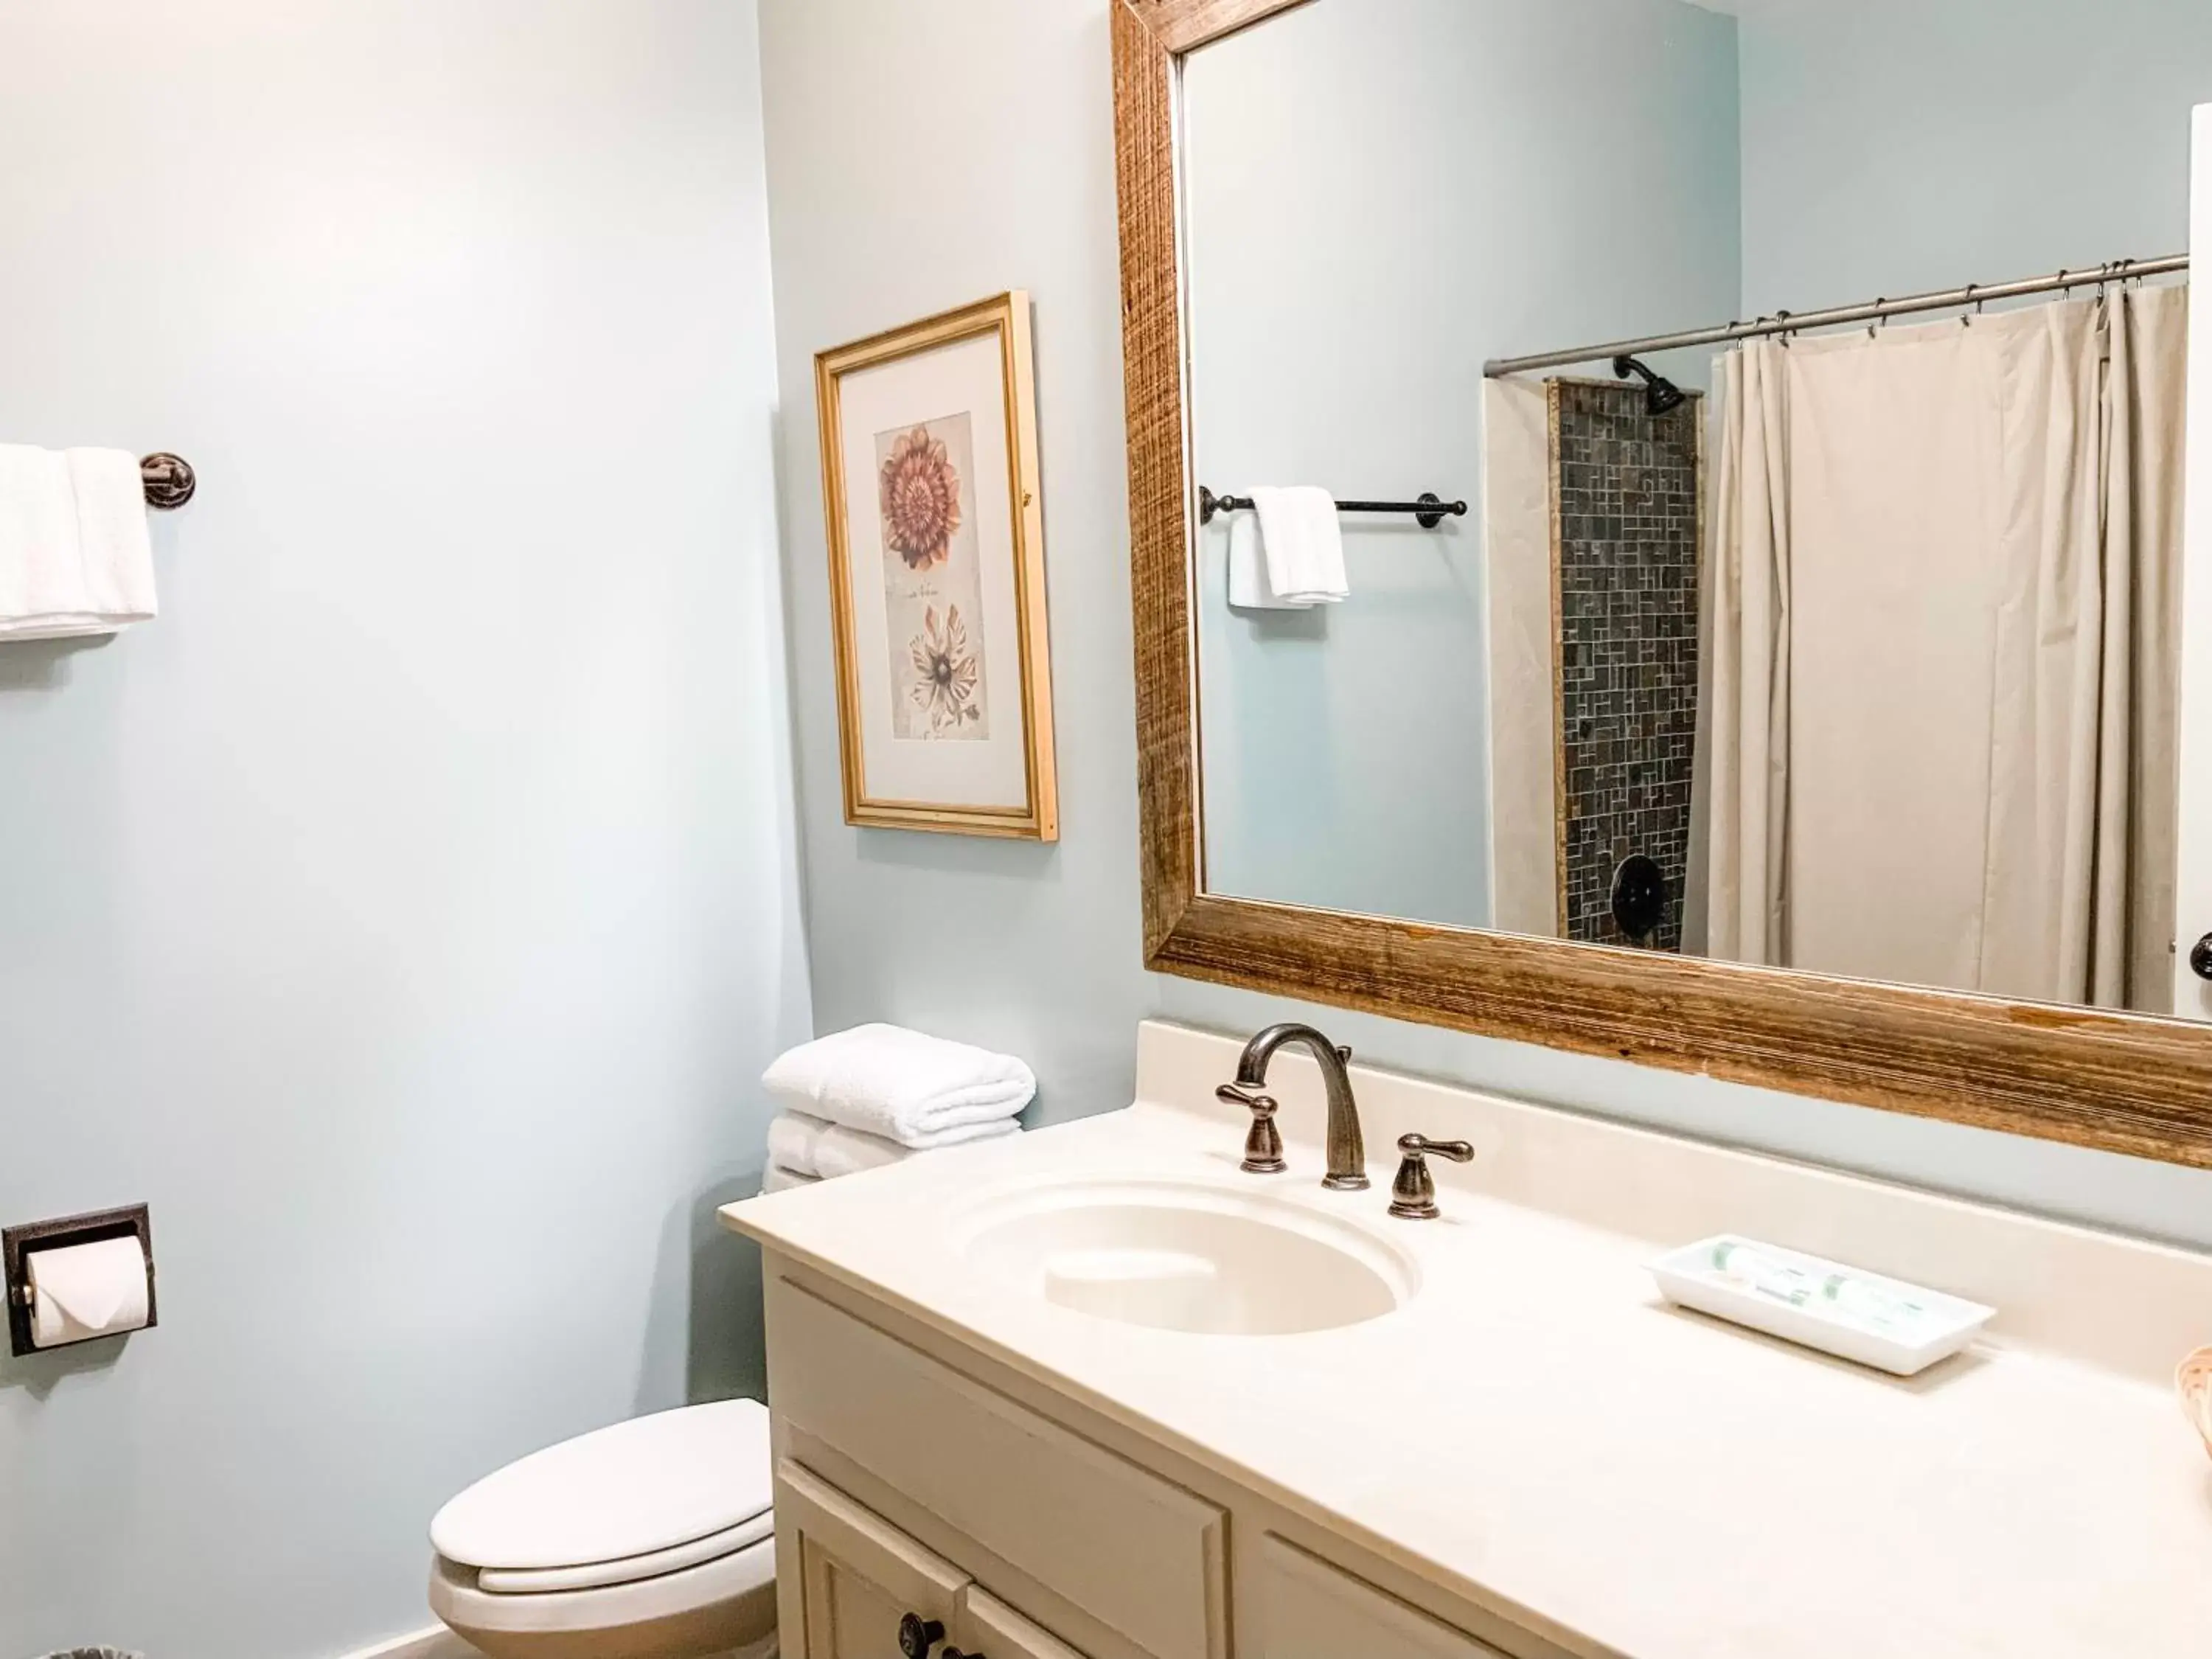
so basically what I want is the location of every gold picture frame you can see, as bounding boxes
[816,293,1058,841]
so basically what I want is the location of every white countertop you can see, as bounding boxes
[723,1024,2212,1659]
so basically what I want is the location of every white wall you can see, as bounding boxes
[1738,0,2212,313]
[762,0,2212,1256]
[0,5,807,1657]
[1183,0,1741,928]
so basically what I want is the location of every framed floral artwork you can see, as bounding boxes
[815,293,1059,840]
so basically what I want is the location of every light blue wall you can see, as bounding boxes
[758,0,1152,1127]
[762,0,2212,1256]
[1183,0,1742,928]
[0,4,807,1657]
[1738,0,2212,313]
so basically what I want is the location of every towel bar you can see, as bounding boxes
[139,453,195,511]
[1198,485,1465,532]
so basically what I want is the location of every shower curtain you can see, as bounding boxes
[1690,286,2188,1012]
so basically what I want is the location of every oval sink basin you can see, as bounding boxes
[956,1180,1416,1336]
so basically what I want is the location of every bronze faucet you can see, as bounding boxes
[1216,1023,1368,1190]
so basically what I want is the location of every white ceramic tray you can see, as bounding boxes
[1649,1235,1996,1377]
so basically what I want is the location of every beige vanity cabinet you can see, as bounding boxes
[777,1458,1093,1659]
[1251,1536,1514,1659]
[958,1585,1094,1659]
[779,1459,972,1659]
[764,1262,1569,1659]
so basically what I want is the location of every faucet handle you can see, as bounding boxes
[1219,1083,1287,1174]
[1388,1133,1475,1220]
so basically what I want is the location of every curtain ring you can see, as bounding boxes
[1961,282,1977,327]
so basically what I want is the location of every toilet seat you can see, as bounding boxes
[428,1399,779,1659]
[430,1535,778,1659]
[433,1399,773,1576]
[477,1507,777,1594]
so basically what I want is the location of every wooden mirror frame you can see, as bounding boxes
[1110,0,2212,1171]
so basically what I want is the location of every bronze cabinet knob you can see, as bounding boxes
[1389,1133,1475,1220]
[899,1615,945,1659]
[2191,934,2212,981]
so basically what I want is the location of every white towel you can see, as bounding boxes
[765,1112,832,1178]
[1225,486,1346,611]
[767,1110,1019,1182]
[0,447,78,630]
[762,1023,1035,1149]
[0,446,157,641]
[815,1123,917,1179]
[820,1117,1018,1175]
[761,1164,820,1195]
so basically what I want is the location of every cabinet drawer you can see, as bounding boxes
[768,1276,1228,1659]
[1256,1534,1512,1659]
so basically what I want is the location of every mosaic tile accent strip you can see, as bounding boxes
[1551,380,1701,951]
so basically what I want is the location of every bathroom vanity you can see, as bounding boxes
[723,1023,2212,1659]
[720,9,2212,1656]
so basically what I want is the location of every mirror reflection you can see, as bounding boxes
[1183,0,2208,1018]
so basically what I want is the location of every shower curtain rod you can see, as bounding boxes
[1482,253,2190,378]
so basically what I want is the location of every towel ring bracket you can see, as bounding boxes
[139,453,196,512]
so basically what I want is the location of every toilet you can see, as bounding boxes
[428,1399,779,1659]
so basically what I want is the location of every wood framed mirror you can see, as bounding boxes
[1110,0,2212,1169]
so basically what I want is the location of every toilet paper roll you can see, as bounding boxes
[27,1235,150,1349]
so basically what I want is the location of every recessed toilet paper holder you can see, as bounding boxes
[3,1203,156,1358]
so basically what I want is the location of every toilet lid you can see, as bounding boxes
[431,1399,773,1571]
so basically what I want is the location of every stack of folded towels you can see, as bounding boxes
[762,1023,1033,1194]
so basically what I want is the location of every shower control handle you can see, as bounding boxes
[2191,934,2212,981]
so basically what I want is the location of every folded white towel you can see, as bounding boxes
[1226,486,1346,611]
[765,1112,832,1179]
[0,447,77,630]
[768,1110,1019,1182]
[1226,508,1287,611]
[815,1123,915,1180]
[762,1024,1035,1149]
[0,445,157,641]
[761,1164,819,1196]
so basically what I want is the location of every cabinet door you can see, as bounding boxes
[1254,1534,1513,1659]
[780,1459,973,1659]
[957,1585,1094,1659]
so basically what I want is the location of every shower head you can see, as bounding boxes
[1613,354,1688,417]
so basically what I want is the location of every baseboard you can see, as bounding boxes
[338,1627,478,1659]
